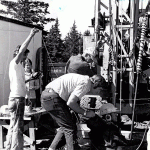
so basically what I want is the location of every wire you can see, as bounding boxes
[135,125,148,150]
[130,15,148,140]
[42,38,58,78]
[130,75,139,140]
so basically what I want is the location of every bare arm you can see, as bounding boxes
[67,94,95,118]
[67,94,85,114]
[14,28,39,64]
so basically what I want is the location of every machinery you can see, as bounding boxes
[89,0,150,144]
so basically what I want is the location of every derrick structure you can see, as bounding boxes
[94,0,150,116]
[108,0,137,109]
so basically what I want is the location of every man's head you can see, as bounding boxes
[90,74,107,89]
[82,47,98,63]
[13,45,30,61]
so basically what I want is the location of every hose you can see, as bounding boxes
[130,14,148,140]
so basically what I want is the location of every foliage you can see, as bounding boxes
[63,21,83,60]
[45,18,65,63]
[0,0,53,27]
[83,30,91,36]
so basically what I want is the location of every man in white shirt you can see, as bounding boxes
[41,73,106,150]
[6,28,39,150]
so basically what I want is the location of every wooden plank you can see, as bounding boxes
[0,120,34,146]
[100,1,108,10]
[0,116,31,120]
[29,121,36,150]
[129,0,135,107]
[0,125,4,149]
[116,25,133,28]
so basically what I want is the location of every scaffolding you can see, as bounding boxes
[94,0,150,137]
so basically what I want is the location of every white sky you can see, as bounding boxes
[0,0,149,38]
[44,0,97,38]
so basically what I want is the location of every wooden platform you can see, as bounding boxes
[0,107,47,150]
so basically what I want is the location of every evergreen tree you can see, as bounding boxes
[64,21,83,57]
[83,30,91,36]
[0,0,53,27]
[45,18,65,62]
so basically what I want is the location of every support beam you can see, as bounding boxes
[110,0,118,106]
[129,0,135,107]
[94,0,100,46]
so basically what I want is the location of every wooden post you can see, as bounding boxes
[29,120,36,150]
[0,124,4,149]
[129,0,135,107]
[94,0,100,46]
[95,0,101,74]
[110,0,117,105]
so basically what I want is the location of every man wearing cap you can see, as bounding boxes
[41,73,106,150]
[6,28,39,150]
[65,47,98,77]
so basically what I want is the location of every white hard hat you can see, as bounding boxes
[99,103,120,116]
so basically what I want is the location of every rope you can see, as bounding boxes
[130,14,148,140]
[130,75,139,140]
[42,38,58,78]
[135,125,148,150]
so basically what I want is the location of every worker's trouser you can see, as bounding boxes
[5,97,25,150]
[41,89,76,150]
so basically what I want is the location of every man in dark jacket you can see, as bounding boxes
[65,47,98,77]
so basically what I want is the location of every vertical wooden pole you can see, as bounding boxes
[0,125,4,149]
[110,0,117,105]
[94,0,100,46]
[129,0,135,107]
[29,120,36,150]
[95,0,101,74]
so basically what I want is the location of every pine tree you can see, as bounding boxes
[64,21,83,57]
[45,18,65,62]
[0,0,53,27]
[83,30,91,36]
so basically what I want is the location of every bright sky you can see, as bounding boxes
[44,0,96,38]
[0,0,149,38]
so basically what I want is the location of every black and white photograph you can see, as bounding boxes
[0,0,150,149]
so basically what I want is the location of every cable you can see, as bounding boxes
[136,16,147,74]
[130,75,139,140]
[130,14,148,140]
[135,125,148,150]
[42,38,58,78]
